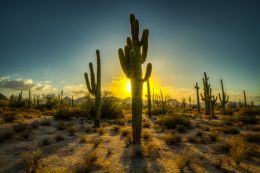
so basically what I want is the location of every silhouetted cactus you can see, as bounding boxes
[84,50,101,128]
[28,90,31,108]
[71,96,74,107]
[194,82,200,113]
[243,90,247,107]
[147,80,152,117]
[200,72,211,115]
[219,79,229,111]
[118,14,152,144]
[9,94,14,107]
[188,96,192,107]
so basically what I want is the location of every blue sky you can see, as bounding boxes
[0,0,259,103]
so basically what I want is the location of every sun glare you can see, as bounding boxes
[126,80,131,93]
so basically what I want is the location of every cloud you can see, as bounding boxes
[63,84,87,98]
[0,78,35,90]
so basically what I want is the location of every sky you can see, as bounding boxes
[0,0,259,103]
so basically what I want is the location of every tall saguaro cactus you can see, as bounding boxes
[219,79,229,111]
[147,80,152,117]
[84,50,101,128]
[28,90,31,108]
[200,72,211,115]
[118,14,152,144]
[209,88,218,118]
[194,82,200,113]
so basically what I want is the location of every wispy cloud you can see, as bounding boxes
[63,84,87,98]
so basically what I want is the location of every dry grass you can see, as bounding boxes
[13,123,29,132]
[124,134,133,147]
[241,131,260,142]
[55,134,65,142]
[40,137,51,146]
[111,125,120,132]
[121,127,131,137]
[228,136,251,165]
[176,147,194,171]
[23,149,42,173]
[163,132,181,144]
[0,129,13,142]
[209,129,219,142]
[96,128,104,135]
[56,121,66,130]
[142,129,152,141]
[76,151,99,173]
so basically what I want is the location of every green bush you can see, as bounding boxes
[101,91,123,119]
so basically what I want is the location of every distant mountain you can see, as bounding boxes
[0,93,7,100]
[167,99,181,106]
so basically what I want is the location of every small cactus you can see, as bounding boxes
[28,90,31,108]
[194,82,200,113]
[200,72,211,115]
[118,14,152,144]
[84,50,101,128]
[219,79,229,111]
[243,90,247,108]
[209,88,218,118]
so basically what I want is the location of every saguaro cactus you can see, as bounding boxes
[243,90,247,107]
[118,14,152,144]
[194,82,200,113]
[84,50,101,128]
[209,88,218,118]
[200,72,211,115]
[28,90,31,108]
[219,79,229,111]
[147,80,152,117]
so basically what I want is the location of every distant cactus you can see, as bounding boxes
[9,94,14,107]
[181,97,186,109]
[188,96,192,107]
[194,82,200,113]
[200,72,211,115]
[147,80,152,117]
[28,90,31,108]
[118,14,152,144]
[243,90,247,108]
[218,79,229,111]
[154,89,167,113]
[84,50,101,128]
[71,96,74,107]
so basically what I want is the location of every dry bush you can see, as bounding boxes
[93,137,102,148]
[40,137,51,146]
[13,123,29,132]
[111,125,120,132]
[196,130,203,137]
[156,114,191,129]
[96,128,104,135]
[250,125,260,131]
[209,129,219,142]
[222,126,240,134]
[163,132,181,144]
[40,119,51,126]
[187,135,196,143]
[176,147,194,171]
[0,129,13,142]
[20,130,30,139]
[125,134,133,147]
[176,125,187,133]
[241,131,260,143]
[56,121,66,130]
[85,126,92,133]
[143,140,160,157]
[142,129,152,141]
[68,125,76,136]
[212,156,223,169]
[23,149,42,173]
[228,136,251,165]
[31,121,40,129]
[121,127,131,137]
[3,112,16,122]
[143,121,151,128]
[76,151,99,173]
[55,134,64,142]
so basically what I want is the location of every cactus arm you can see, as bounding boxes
[226,95,229,102]
[89,62,96,92]
[141,29,149,63]
[84,73,95,95]
[96,50,101,92]
[142,63,152,82]
[118,48,132,78]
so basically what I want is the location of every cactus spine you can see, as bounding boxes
[194,82,200,113]
[118,14,152,144]
[84,50,101,128]
[147,80,152,117]
[200,72,211,115]
[243,90,247,107]
[218,79,229,111]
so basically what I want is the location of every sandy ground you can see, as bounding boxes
[0,111,259,173]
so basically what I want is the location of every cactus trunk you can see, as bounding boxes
[219,79,229,111]
[194,82,200,113]
[147,80,152,117]
[243,90,247,107]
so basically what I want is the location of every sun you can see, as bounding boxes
[126,80,131,93]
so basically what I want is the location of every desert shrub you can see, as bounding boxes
[111,125,120,132]
[101,93,124,119]
[13,123,29,132]
[40,119,51,126]
[56,121,66,130]
[76,151,99,173]
[176,148,194,171]
[54,108,73,120]
[125,134,133,147]
[68,125,76,136]
[23,149,42,173]
[31,121,40,129]
[212,156,223,169]
[209,129,219,142]
[96,128,104,135]
[0,129,13,142]
[176,125,187,133]
[112,119,125,126]
[222,126,240,134]
[20,130,30,139]
[143,141,160,157]
[239,114,257,124]
[196,130,203,137]
[187,135,196,142]
[156,114,190,129]
[41,137,51,145]
[55,134,64,142]
[163,132,181,144]
[93,138,102,148]
[228,136,251,165]
[143,121,151,128]
[250,125,260,131]
[142,129,152,141]
[241,132,260,143]
[222,115,239,125]
[3,112,16,122]
[121,127,131,137]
